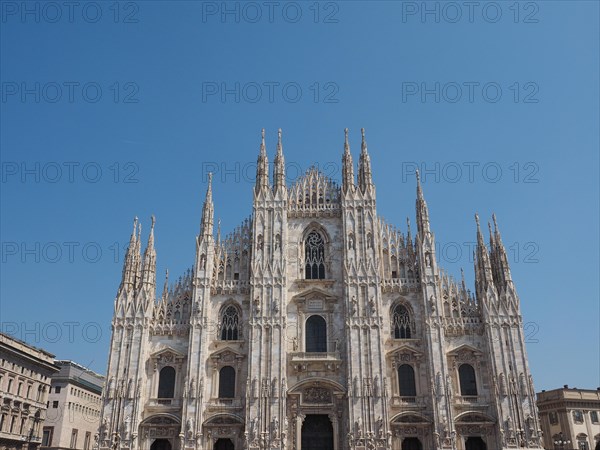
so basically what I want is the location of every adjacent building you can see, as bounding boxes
[41,361,104,450]
[537,386,600,450]
[0,332,58,450]
[98,129,545,450]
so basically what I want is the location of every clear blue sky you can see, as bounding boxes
[1,1,598,391]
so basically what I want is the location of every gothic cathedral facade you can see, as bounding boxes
[97,129,544,450]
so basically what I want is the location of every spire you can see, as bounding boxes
[200,173,214,238]
[357,128,373,193]
[134,221,142,289]
[142,215,157,288]
[121,217,138,289]
[491,213,513,287]
[255,128,270,194]
[273,128,286,193]
[161,269,169,300]
[474,213,494,296]
[415,170,431,237]
[342,128,354,193]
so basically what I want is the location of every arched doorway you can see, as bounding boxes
[214,438,234,450]
[465,436,487,450]
[150,439,172,450]
[301,415,333,450]
[402,437,422,450]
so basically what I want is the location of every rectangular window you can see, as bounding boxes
[52,401,59,408]
[17,382,22,396]
[19,417,26,434]
[549,411,559,424]
[7,378,13,393]
[55,386,61,394]
[591,411,599,423]
[391,270,397,278]
[42,427,54,446]
[84,432,91,450]
[70,429,78,449]
[26,385,32,399]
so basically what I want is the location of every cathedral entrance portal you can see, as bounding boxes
[301,415,334,450]
[214,439,234,450]
[465,436,487,450]
[150,439,172,450]
[402,437,422,450]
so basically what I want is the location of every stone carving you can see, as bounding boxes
[303,387,332,403]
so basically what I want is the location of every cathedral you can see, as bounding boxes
[97,129,544,450]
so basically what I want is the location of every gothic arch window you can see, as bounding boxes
[157,366,176,398]
[398,364,417,397]
[305,315,327,352]
[458,364,478,396]
[218,366,236,398]
[220,305,240,340]
[392,304,412,339]
[305,231,326,279]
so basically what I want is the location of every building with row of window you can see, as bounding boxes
[98,129,544,450]
[41,361,104,450]
[537,386,600,450]
[0,332,58,450]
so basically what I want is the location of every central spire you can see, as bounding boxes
[358,128,373,193]
[200,173,214,238]
[273,128,286,194]
[255,128,270,194]
[342,128,354,193]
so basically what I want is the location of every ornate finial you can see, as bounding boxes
[261,128,265,140]
[278,128,282,139]
[475,213,480,226]
[488,221,493,235]
[492,212,499,231]
[207,172,213,185]
[151,215,156,229]
[416,169,421,183]
[361,127,365,138]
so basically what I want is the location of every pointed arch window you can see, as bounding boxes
[157,366,176,398]
[220,305,240,340]
[305,231,325,279]
[398,364,416,397]
[392,304,412,339]
[305,315,327,352]
[458,364,478,396]
[218,366,235,399]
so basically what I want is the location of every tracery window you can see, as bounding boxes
[220,305,240,340]
[392,304,412,339]
[573,410,584,424]
[305,231,325,279]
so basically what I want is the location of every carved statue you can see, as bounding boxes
[351,297,358,316]
[356,418,363,437]
[292,337,298,351]
[251,418,259,440]
[272,377,278,397]
[272,417,279,437]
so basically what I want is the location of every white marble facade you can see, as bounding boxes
[98,129,544,450]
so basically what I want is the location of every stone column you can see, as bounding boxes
[329,414,339,450]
